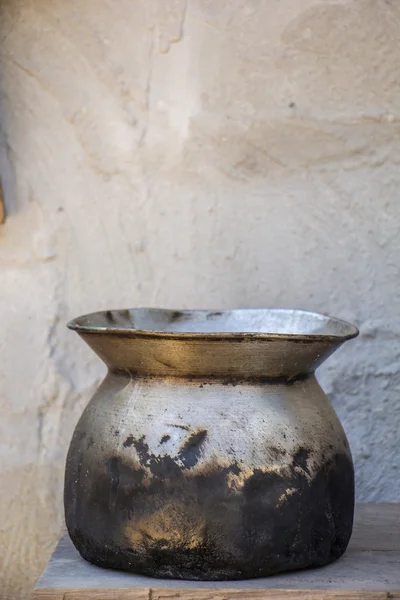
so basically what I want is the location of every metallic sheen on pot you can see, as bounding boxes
[64,308,358,580]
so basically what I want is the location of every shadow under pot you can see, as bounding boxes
[64,307,358,580]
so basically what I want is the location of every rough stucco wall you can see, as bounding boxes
[0,0,399,597]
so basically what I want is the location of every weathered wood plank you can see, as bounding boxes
[33,590,150,600]
[150,592,399,600]
[351,503,400,551]
[32,589,400,600]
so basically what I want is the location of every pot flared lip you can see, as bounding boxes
[67,308,359,342]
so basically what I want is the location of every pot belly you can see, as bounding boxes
[64,372,354,580]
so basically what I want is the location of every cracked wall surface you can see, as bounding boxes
[0,0,400,598]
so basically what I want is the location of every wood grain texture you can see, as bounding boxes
[150,593,400,600]
[351,503,400,551]
[32,589,400,600]
[33,591,149,600]
[32,504,400,600]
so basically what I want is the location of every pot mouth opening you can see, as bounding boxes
[67,308,359,341]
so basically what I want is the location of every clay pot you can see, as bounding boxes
[64,308,358,580]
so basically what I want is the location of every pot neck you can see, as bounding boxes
[78,331,346,381]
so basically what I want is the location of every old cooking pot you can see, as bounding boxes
[64,308,358,580]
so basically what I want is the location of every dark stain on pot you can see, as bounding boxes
[130,432,208,474]
[65,440,354,580]
[256,373,311,385]
[293,448,310,475]
[222,379,238,387]
[106,457,119,510]
[167,423,190,431]
[123,435,134,448]
[185,373,310,386]
[105,310,117,324]
[178,429,208,469]
[207,312,223,319]
[169,311,186,322]
[160,434,171,444]
[268,446,287,459]
[128,436,183,479]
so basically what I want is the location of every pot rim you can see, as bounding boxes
[67,308,359,343]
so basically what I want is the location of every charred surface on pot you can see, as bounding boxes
[166,423,190,431]
[123,435,135,448]
[65,438,354,580]
[168,311,186,322]
[178,429,208,469]
[186,373,311,386]
[105,310,116,323]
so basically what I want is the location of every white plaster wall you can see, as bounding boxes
[0,0,399,597]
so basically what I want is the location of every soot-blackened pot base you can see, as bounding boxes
[66,438,354,580]
[64,308,358,580]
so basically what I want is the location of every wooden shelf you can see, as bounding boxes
[33,503,400,600]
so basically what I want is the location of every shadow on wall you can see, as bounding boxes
[0,0,21,224]
[0,88,17,223]
[0,177,5,223]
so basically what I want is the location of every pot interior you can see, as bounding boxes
[68,308,358,340]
